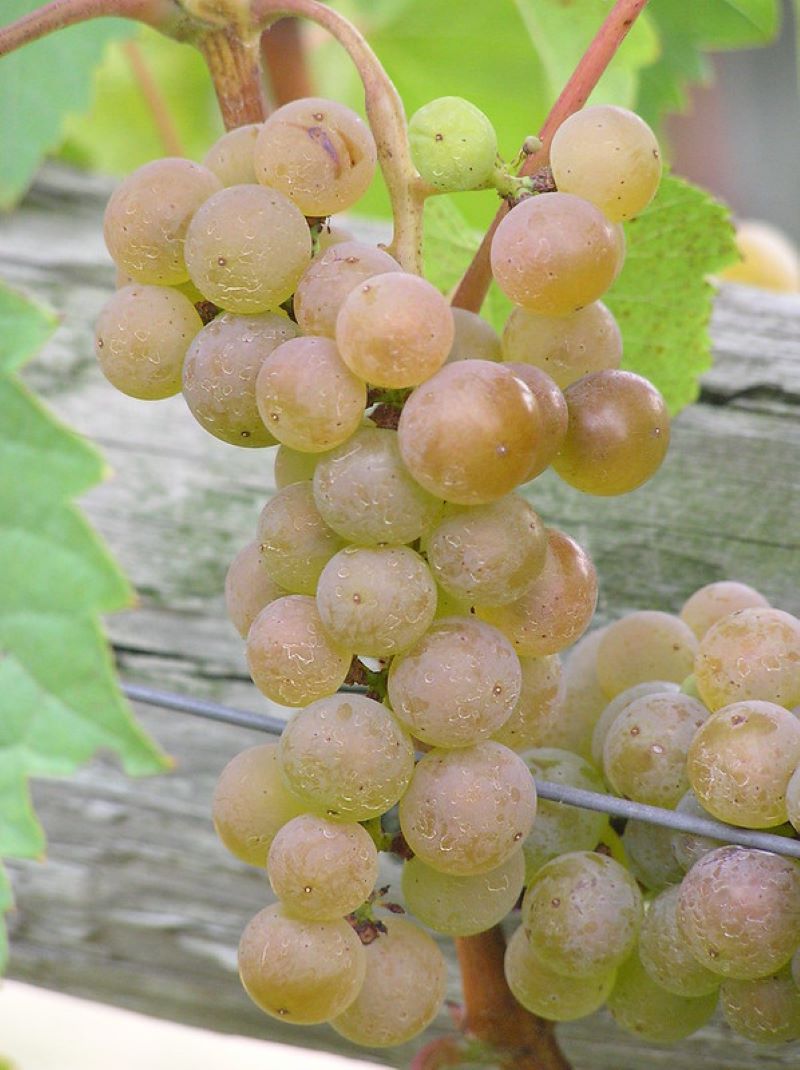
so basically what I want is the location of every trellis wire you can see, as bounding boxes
[122,680,800,861]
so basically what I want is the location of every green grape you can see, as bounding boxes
[266,814,378,920]
[257,481,345,594]
[183,311,299,446]
[490,192,624,314]
[202,123,261,186]
[255,336,366,452]
[596,611,698,698]
[447,307,502,363]
[521,851,642,978]
[502,301,622,389]
[478,528,597,657]
[238,903,365,1024]
[550,105,662,222]
[591,681,679,769]
[720,220,800,292]
[94,284,201,400]
[557,627,610,761]
[316,222,354,252]
[687,700,800,828]
[312,427,443,545]
[670,790,726,874]
[518,749,609,881]
[315,545,437,657]
[680,580,770,640]
[505,924,615,1021]
[401,851,525,937]
[184,184,311,313]
[273,444,325,488]
[331,918,447,1047]
[639,886,721,997]
[336,272,454,389]
[387,616,522,747]
[246,595,352,707]
[279,693,414,820]
[492,655,565,752]
[676,846,800,979]
[254,97,377,215]
[622,819,684,892]
[399,741,537,875]
[224,539,285,638]
[293,241,402,339]
[607,951,718,1042]
[502,362,568,480]
[602,692,708,808]
[103,157,222,284]
[408,96,497,193]
[552,370,670,496]
[722,969,800,1044]
[694,607,800,711]
[397,361,539,504]
[211,742,306,866]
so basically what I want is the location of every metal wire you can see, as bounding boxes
[122,680,800,861]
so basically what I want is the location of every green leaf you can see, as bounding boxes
[605,174,738,413]
[0,1,135,208]
[0,287,56,374]
[0,861,13,973]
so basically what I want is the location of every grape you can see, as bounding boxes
[622,819,684,892]
[103,157,222,284]
[279,693,414,820]
[502,302,622,389]
[425,496,546,608]
[202,123,261,186]
[639,886,721,997]
[502,362,568,480]
[331,918,446,1047]
[694,607,800,711]
[211,742,306,866]
[591,681,680,769]
[478,528,597,657]
[183,311,299,446]
[335,272,454,389]
[447,307,502,363]
[397,361,539,504]
[401,851,525,937]
[552,370,670,496]
[720,220,800,292]
[680,580,770,640]
[94,284,201,400]
[257,481,345,595]
[399,741,536,875]
[184,184,312,313]
[266,814,378,920]
[408,96,497,192]
[521,851,642,978]
[676,845,800,979]
[550,105,662,222]
[254,97,377,215]
[246,595,352,707]
[787,765,800,834]
[312,427,443,545]
[686,700,800,828]
[607,951,718,1042]
[518,749,609,881]
[722,969,800,1044]
[490,192,624,314]
[492,655,565,752]
[254,336,366,452]
[224,540,285,638]
[505,924,615,1021]
[602,692,708,808]
[596,611,698,698]
[293,241,402,339]
[273,444,325,488]
[316,545,437,657]
[557,627,610,760]
[316,222,354,251]
[670,790,726,874]
[387,616,521,747]
[238,903,365,1024]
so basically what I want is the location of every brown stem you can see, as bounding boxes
[455,927,571,1070]
[123,39,185,155]
[261,17,312,106]
[199,26,267,129]
[0,0,191,55]
[452,0,651,313]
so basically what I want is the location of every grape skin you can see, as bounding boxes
[502,363,568,480]
[257,481,344,595]
[670,790,726,874]
[408,96,498,193]
[224,540,285,638]
[607,951,718,1042]
[203,123,261,186]
[502,302,622,389]
[491,655,565,752]
[679,580,770,640]
[639,886,721,997]
[591,681,680,769]
[622,819,684,892]
[722,969,800,1044]
[447,307,502,363]
[274,444,326,488]
[596,610,698,698]
[557,627,610,760]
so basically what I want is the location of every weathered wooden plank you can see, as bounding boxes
[2,165,800,1068]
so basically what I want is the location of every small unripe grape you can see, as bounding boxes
[224,540,285,638]
[409,96,498,192]
[596,610,697,698]
[679,580,770,640]
[447,307,502,363]
[639,886,721,997]
[622,819,684,892]
[273,444,326,488]
[607,951,718,1042]
[670,790,726,874]
[203,123,260,186]
[557,628,609,760]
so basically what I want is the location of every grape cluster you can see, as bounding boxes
[93,88,800,1052]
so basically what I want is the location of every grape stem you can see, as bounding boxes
[199,25,267,128]
[260,17,312,107]
[452,0,651,313]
